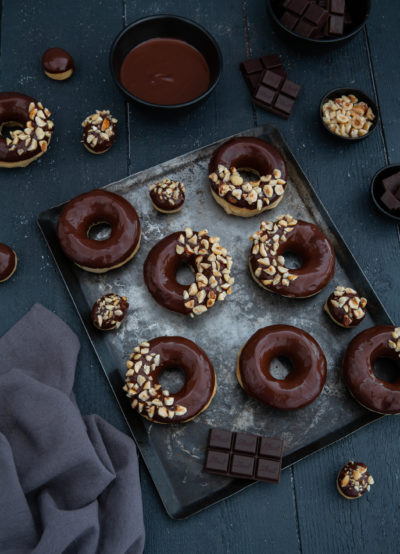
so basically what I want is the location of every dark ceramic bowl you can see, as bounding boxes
[319,88,378,142]
[370,164,400,223]
[266,0,370,47]
[109,15,222,109]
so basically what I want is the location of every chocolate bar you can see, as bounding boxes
[240,54,286,94]
[382,171,400,197]
[380,190,400,213]
[253,69,301,118]
[203,428,284,483]
[280,0,329,37]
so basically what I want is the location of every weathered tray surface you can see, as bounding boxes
[38,125,390,519]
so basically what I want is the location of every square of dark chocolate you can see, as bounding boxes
[294,19,315,37]
[259,437,284,459]
[254,85,277,106]
[246,73,262,91]
[234,433,258,454]
[380,190,400,212]
[280,79,301,99]
[260,70,284,89]
[274,94,296,115]
[304,3,328,25]
[260,54,284,71]
[230,454,255,477]
[256,459,281,482]
[208,428,233,450]
[281,11,298,31]
[240,58,263,76]
[286,0,309,15]
[329,14,344,35]
[329,0,345,15]
[382,171,400,193]
[205,450,230,473]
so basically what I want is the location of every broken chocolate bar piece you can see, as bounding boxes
[328,14,345,35]
[280,0,329,37]
[382,171,400,197]
[329,0,345,14]
[240,53,286,93]
[380,189,400,213]
[203,428,284,483]
[253,70,301,118]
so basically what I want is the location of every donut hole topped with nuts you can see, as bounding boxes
[81,110,117,154]
[337,461,374,499]
[325,285,367,328]
[150,178,186,212]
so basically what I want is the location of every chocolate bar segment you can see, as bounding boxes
[203,428,284,483]
[380,190,400,212]
[382,171,400,196]
[254,70,301,119]
[240,53,286,94]
[280,0,329,38]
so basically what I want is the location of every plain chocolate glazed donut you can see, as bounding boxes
[208,136,288,216]
[237,325,327,410]
[123,336,217,423]
[342,326,400,414]
[57,189,141,273]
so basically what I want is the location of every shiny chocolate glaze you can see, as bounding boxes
[249,219,335,298]
[42,47,74,75]
[326,286,367,327]
[342,325,400,414]
[150,179,185,212]
[337,461,373,499]
[238,324,327,410]
[0,243,16,282]
[208,137,287,211]
[120,38,210,106]
[57,189,141,270]
[81,110,117,154]
[0,92,53,166]
[91,293,129,330]
[124,336,216,423]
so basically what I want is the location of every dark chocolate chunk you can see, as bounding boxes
[280,0,329,38]
[285,0,309,15]
[380,190,400,213]
[253,70,301,119]
[329,14,345,35]
[281,11,298,30]
[240,53,286,94]
[203,428,284,484]
[329,0,345,14]
[382,171,400,195]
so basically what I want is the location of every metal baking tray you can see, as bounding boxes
[38,125,391,519]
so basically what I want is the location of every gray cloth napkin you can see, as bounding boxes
[0,303,145,554]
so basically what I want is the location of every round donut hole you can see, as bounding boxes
[269,356,294,380]
[0,122,24,139]
[176,263,195,286]
[88,222,113,241]
[281,251,302,270]
[373,357,400,384]
[158,366,186,394]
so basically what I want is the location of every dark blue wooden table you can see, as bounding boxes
[1,1,399,552]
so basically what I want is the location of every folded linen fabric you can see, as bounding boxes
[0,303,145,554]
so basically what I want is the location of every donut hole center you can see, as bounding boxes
[281,251,303,270]
[88,222,112,241]
[269,356,294,380]
[373,357,400,384]
[158,366,185,394]
[0,121,24,139]
[237,168,260,184]
[176,263,194,286]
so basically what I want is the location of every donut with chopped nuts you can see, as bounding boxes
[343,326,400,414]
[123,336,216,423]
[57,189,141,273]
[324,286,367,327]
[0,92,53,168]
[91,293,129,331]
[150,178,186,213]
[0,243,17,282]
[208,137,287,217]
[81,110,117,154]
[143,227,234,317]
[237,325,327,410]
[42,47,74,80]
[337,461,374,499]
[249,215,335,298]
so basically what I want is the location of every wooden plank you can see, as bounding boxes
[124,1,300,551]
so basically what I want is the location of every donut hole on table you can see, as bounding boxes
[0,121,24,139]
[279,250,303,270]
[87,222,113,241]
[372,357,400,385]
[269,356,294,380]
[158,366,186,394]
[175,263,195,286]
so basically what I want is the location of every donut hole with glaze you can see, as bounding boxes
[0,121,24,139]
[269,355,294,380]
[87,222,113,241]
[175,263,195,286]
[372,357,400,385]
[158,366,186,394]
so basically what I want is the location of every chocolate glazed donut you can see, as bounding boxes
[237,325,327,410]
[57,190,141,273]
[208,137,288,217]
[0,243,17,282]
[343,326,400,414]
[123,336,217,423]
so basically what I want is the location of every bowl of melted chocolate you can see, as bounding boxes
[110,15,222,108]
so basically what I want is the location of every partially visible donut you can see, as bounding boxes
[0,243,17,282]
[249,214,335,298]
[208,136,288,217]
[150,178,186,213]
[324,285,367,328]
[143,226,234,317]
[237,324,327,410]
[123,336,217,423]
[57,189,141,273]
[342,326,400,414]
[0,93,53,168]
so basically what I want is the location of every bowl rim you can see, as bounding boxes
[370,163,400,223]
[266,0,371,45]
[109,13,223,109]
[319,87,379,142]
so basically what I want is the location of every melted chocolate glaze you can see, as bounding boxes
[249,219,335,297]
[209,137,288,211]
[150,179,185,212]
[326,287,366,327]
[91,293,129,330]
[0,243,16,281]
[343,325,400,414]
[238,324,327,410]
[57,190,141,270]
[42,47,74,75]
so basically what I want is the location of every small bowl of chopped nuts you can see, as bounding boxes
[320,88,378,141]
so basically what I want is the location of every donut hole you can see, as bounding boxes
[88,222,112,241]
[281,250,303,270]
[373,357,400,384]
[158,366,186,394]
[0,121,24,139]
[176,263,195,286]
[269,356,294,380]
[237,168,260,183]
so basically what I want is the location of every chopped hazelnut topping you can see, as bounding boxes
[322,95,375,139]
